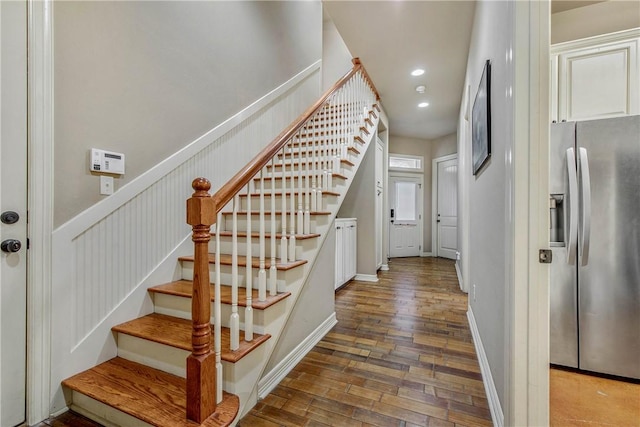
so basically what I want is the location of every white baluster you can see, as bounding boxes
[297,132,303,235]
[259,170,266,302]
[214,212,222,404]
[288,133,297,261]
[270,157,277,296]
[230,195,240,351]
[280,147,288,264]
[311,119,317,213]
[245,183,253,342]
[304,124,311,234]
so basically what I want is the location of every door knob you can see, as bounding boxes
[1,211,19,224]
[1,239,21,253]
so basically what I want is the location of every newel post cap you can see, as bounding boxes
[187,178,216,226]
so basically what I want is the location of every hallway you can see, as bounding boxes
[239,257,492,426]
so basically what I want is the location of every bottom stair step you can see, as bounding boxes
[113,313,271,363]
[62,357,239,427]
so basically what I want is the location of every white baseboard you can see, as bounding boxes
[258,313,337,399]
[455,261,466,293]
[353,274,378,282]
[380,264,389,271]
[421,252,433,257]
[467,307,504,427]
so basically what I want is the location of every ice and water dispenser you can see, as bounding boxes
[550,194,565,246]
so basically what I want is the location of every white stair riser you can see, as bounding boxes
[219,213,329,234]
[266,161,352,175]
[237,192,337,211]
[116,334,269,395]
[212,235,317,260]
[180,260,306,292]
[151,292,288,333]
[253,176,346,191]
[70,393,152,427]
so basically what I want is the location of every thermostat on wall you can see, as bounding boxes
[90,148,125,175]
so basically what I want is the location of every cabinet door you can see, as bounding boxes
[348,221,357,279]
[558,39,639,121]
[550,54,558,123]
[335,223,344,289]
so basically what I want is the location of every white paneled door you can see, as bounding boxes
[436,157,458,259]
[389,176,421,258]
[0,1,28,426]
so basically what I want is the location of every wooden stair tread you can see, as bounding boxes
[149,280,291,310]
[354,135,365,145]
[179,253,307,271]
[267,158,355,167]
[255,172,347,181]
[211,230,321,240]
[239,190,340,197]
[286,141,360,154]
[112,313,270,363]
[221,210,331,216]
[62,357,238,427]
[360,126,370,135]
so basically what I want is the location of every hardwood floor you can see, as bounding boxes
[239,257,492,427]
[550,368,640,427]
[41,256,640,426]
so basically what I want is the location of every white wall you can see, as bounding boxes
[54,1,322,226]
[551,0,640,44]
[338,137,377,276]
[389,133,457,253]
[322,14,353,91]
[458,0,516,414]
[264,226,336,373]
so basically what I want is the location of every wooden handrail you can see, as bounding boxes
[352,58,380,101]
[211,59,375,212]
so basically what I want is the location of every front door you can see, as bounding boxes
[0,1,28,425]
[389,175,421,257]
[436,157,458,259]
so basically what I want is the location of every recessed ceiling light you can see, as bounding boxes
[411,68,425,77]
[415,85,426,93]
[418,102,429,108]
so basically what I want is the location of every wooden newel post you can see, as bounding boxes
[186,177,217,423]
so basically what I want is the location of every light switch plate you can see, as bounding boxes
[100,175,114,195]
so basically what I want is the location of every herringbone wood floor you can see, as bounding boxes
[238,257,492,427]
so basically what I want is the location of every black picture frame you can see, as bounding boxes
[472,60,491,175]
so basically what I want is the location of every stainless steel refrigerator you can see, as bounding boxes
[550,115,640,380]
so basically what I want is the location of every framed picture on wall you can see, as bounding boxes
[472,60,491,175]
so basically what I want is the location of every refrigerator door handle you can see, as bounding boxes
[578,147,591,266]
[566,147,578,265]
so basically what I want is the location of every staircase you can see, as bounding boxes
[61,59,380,426]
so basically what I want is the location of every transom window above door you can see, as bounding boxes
[389,154,423,172]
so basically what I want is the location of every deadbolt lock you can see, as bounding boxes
[539,249,552,264]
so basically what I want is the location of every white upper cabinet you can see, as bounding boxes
[551,29,639,122]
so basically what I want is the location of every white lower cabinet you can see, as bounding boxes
[335,218,357,289]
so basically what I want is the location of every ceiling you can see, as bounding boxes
[324,1,609,141]
[551,1,607,14]
[324,1,476,141]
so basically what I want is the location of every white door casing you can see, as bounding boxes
[0,1,28,425]
[433,155,458,259]
[389,175,422,258]
[375,140,384,268]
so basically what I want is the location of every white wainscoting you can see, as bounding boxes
[49,61,321,413]
[467,306,504,427]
